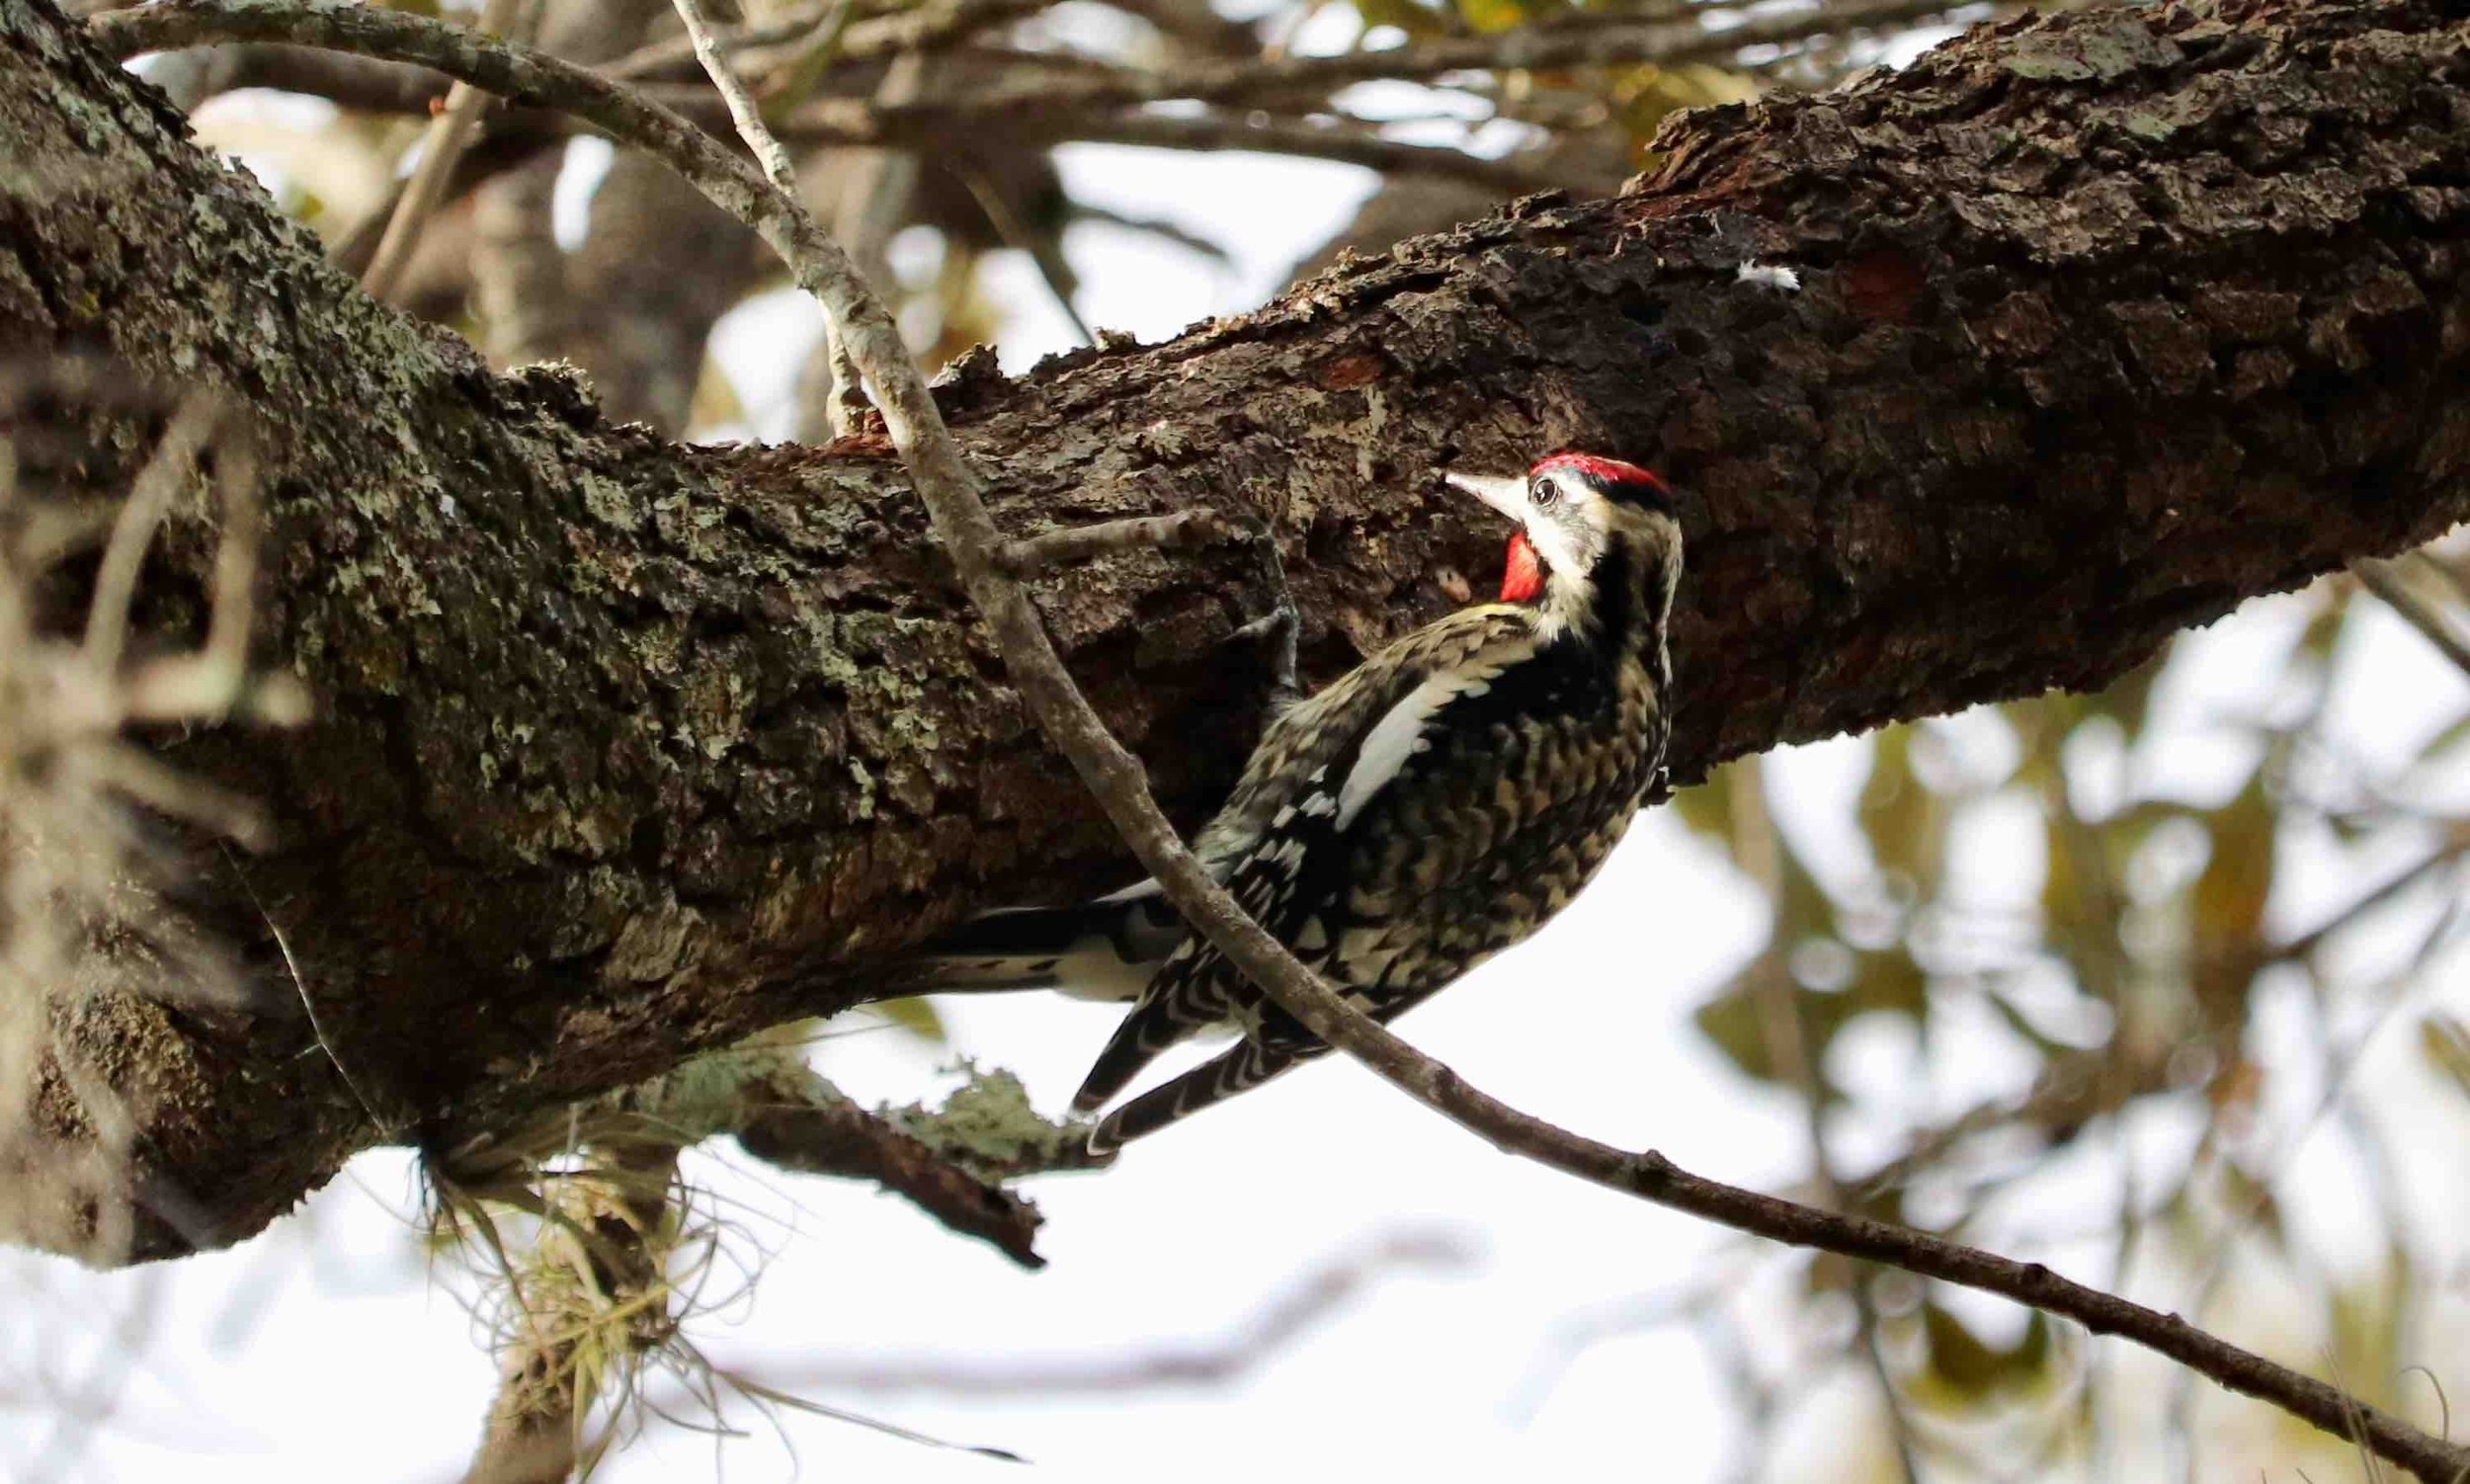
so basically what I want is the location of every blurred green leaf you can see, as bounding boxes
[1915,1303,2052,1404]
[2189,776,2274,1020]
[1978,983,2072,1058]
[2009,695,2062,796]
[2419,1014,2470,1102]
[1699,972,1798,1086]
[1605,63,1760,138]
[1352,0,1454,38]
[1774,850,1834,946]
[2415,707,2470,769]
[2296,583,2354,664]
[2213,1159,2285,1251]
[1670,760,1738,860]
[2079,652,2164,737]
[872,997,948,1043]
[1454,0,1529,34]
[1692,949,1924,1090]
[1859,728,1942,893]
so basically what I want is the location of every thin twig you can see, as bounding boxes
[2412,549,2470,611]
[69,6,2470,1479]
[2168,889,2470,1483]
[2354,559,2470,682]
[83,395,220,678]
[998,509,1236,577]
[774,103,1595,193]
[673,0,798,191]
[952,158,1095,347]
[102,13,1583,194]
[819,45,929,435]
[2275,839,2470,964]
[606,0,1045,83]
[363,0,526,302]
[800,0,1973,123]
[735,1082,1044,1269]
[730,1231,1468,1394]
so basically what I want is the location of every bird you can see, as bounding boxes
[910,452,1687,1154]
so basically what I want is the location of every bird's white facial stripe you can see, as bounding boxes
[1337,650,1523,828]
[1524,495,1601,584]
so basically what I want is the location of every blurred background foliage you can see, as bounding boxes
[1664,548,2470,1481]
[19,0,2465,1478]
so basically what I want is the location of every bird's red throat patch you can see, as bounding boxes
[1500,531,1544,603]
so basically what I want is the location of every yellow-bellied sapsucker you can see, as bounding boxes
[916,453,1685,1153]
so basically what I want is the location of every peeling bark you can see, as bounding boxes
[2,0,2466,1260]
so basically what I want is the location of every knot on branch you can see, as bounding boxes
[928,342,1009,420]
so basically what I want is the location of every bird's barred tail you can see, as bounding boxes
[1085,1039,1297,1156]
[1068,971,1231,1114]
[890,892,1181,1001]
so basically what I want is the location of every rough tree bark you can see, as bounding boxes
[3,0,2465,1261]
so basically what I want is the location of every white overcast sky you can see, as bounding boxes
[11,12,2470,1483]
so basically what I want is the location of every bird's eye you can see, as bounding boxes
[1530,476,1561,509]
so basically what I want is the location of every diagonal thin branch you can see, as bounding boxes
[361,0,525,302]
[63,4,2470,1480]
[997,509,1238,577]
[607,0,1046,85]
[968,109,1588,194]
[872,0,1975,119]
[2354,558,2470,681]
[670,0,798,192]
[83,395,221,678]
[734,1083,1045,1269]
[714,1231,1469,1394]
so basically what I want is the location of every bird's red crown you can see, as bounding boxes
[1528,452,1669,494]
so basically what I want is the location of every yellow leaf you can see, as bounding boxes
[1859,727,1943,890]
[1915,1304,2054,1405]
[1454,0,1528,35]
[1669,760,1738,860]
[872,997,948,1043]
[2189,776,2274,1012]
[2420,1015,2470,1101]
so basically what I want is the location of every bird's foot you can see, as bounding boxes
[1229,524,1301,708]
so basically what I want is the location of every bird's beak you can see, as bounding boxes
[1443,470,1527,523]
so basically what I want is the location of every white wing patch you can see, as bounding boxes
[1337,646,1528,829]
[1735,260,1802,291]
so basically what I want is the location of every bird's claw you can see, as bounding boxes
[1230,525,1301,708]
